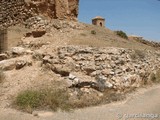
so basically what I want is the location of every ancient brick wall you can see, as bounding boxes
[25,0,79,20]
[0,29,7,53]
[0,0,79,29]
[0,0,34,29]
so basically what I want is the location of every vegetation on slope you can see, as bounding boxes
[115,30,128,39]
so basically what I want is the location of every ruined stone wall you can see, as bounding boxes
[68,0,79,18]
[1,45,160,90]
[0,0,79,29]
[0,29,7,53]
[25,0,79,19]
[0,0,33,29]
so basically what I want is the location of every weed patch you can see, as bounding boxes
[15,90,42,113]
[14,88,71,113]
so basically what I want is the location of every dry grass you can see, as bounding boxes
[69,89,126,109]
[8,24,157,51]
[101,89,126,103]
[68,24,156,51]
[130,49,146,60]
[41,88,71,111]
[150,69,160,83]
[14,85,128,113]
[69,92,101,109]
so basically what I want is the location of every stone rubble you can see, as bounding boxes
[32,46,160,90]
[53,46,160,89]
[0,45,160,92]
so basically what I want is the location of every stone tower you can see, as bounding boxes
[92,16,105,27]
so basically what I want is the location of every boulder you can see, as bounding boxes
[0,59,16,71]
[83,66,96,75]
[102,69,114,75]
[105,81,113,88]
[51,65,70,77]
[43,55,52,64]
[69,73,76,80]
[11,47,25,55]
[16,60,27,70]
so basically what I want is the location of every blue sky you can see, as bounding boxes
[78,0,160,41]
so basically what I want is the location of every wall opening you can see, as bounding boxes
[100,22,103,27]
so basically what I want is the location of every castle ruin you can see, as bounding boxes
[0,0,79,53]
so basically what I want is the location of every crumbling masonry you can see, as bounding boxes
[0,29,7,53]
[0,0,79,52]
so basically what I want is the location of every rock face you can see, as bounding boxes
[0,0,79,29]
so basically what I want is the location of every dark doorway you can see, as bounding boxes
[100,22,103,27]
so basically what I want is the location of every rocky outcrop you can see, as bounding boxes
[0,0,79,29]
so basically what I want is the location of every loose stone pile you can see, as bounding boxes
[33,46,160,91]
[0,45,160,93]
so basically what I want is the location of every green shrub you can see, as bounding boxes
[15,88,71,112]
[115,30,128,39]
[91,30,96,35]
[15,90,42,112]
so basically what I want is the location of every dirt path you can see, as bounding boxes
[0,85,160,120]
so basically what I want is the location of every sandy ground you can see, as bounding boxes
[0,84,160,120]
